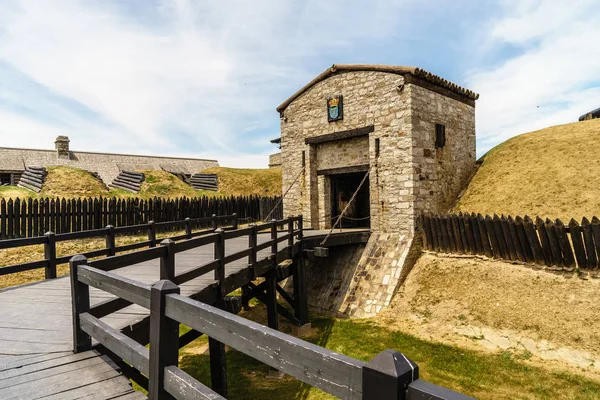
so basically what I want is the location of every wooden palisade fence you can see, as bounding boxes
[69,216,472,400]
[421,213,600,270]
[0,214,239,280]
[0,195,282,239]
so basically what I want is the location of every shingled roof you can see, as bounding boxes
[0,155,25,171]
[276,64,479,113]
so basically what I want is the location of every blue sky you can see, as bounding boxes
[0,0,599,167]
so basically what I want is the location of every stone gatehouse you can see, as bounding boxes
[0,136,219,186]
[277,64,478,235]
[275,64,478,317]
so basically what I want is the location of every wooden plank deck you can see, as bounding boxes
[0,229,368,399]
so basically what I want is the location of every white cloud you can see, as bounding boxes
[0,0,419,168]
[469,0,600,155]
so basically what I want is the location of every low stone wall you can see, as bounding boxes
[0,147,218,185]
[269,152,282,168]
[299,234,422,318]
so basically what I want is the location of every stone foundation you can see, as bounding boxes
[339,234,422,318]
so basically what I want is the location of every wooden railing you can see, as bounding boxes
[0,214,239,279]
[69,216,473,400]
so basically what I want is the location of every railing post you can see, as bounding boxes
[106,225,116,257]
[44,231,57,279]
[363,350,419,400]
[148,220,156,248]
[214,228,225,284]
[248,224,257,268]
[232,213,238,230]
[212,214,218,231]
[185,217,192,239]
[148,280,180,400]
[271,218,278,259]
[287,216,294,258]
[160,239,176,281]
[69,255,92,353]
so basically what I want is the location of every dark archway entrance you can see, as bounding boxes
[330,172,370,228]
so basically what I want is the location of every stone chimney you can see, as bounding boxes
[55,136,70,160]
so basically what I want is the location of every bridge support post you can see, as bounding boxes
[363,349,419,400]
[293,215,310,332]
[267,220,279,332]
[69,255,92,353]
[149,280,180,400]
[159,239,175,280]
[210,228,229,396]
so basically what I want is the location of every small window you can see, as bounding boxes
[435,124,446,148]
[0,173,11,185]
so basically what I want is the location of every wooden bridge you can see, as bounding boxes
[0,215,470,399]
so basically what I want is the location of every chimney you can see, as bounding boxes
[55,136,70,160]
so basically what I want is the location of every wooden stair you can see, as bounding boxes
[188,173,218,191]
[109,171,144,194]
[17,167,47,193]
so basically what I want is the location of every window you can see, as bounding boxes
[435,124,446,148]
[0,173,11,185]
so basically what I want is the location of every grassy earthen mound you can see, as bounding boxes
[455,118,600,220]
[198,167,282,197]
[40,166,110,198]
[137,170,198,199]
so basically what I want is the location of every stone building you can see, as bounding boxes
[0,136,218,186]
[275,64,478,317]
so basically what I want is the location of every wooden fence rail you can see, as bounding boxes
[69,217,473,400]
[0,214,239,280]
[421,213,600,270]
[0,195,282,239]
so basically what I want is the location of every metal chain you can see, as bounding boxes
[319,170,370,246]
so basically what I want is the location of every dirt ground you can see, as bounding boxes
[378,253,600,377]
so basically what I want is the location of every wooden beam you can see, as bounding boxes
[317,164,370,176]
[304,125,374,145]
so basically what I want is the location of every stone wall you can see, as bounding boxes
[0,147,218,185]
[410,85,476,214]
[268,152,282,168]
[279,69,476,236]
[280,71,413,233]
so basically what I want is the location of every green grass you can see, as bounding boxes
[164,304,600,400]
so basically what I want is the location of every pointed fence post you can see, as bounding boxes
[69,255,92,353]
[148,280,180,400]
[44,231,57,279]
[363,350,419,399]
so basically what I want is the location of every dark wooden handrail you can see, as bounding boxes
[0,213,239,279]
[68,214,473,400]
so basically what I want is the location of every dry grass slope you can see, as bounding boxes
[41,166,110,198]
[137,169,199,199]
[198,167,282,197]
[455,118,600,220]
